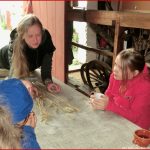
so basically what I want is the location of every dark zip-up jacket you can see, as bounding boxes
[0,28,55,82]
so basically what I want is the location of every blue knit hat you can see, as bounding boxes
[0,78,33,124]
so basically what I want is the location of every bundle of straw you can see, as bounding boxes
[33,81,79,123]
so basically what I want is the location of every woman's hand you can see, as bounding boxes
[25,112,37,128]
[47,82,61,93]
[89,93,109,110]
[21,80,39,99]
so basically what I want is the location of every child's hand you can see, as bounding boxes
[16,112,37,128]
[25,112,37,128]
[89,93,109,110]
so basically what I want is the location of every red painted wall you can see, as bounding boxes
[32,1,65,82]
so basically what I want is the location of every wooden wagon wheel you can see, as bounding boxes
[80,63,88,85]
[86,60,112,93]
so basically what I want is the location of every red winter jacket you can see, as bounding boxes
[105,66,150,129]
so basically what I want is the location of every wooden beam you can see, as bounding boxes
[67,10,117,25]
[119,12,150,29]
[85,10,117,26]
[67,9,150,29]
[72,42,113,58]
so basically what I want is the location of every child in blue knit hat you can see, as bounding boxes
[0,78,40,149]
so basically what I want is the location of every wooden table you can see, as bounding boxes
[32,78,148,149]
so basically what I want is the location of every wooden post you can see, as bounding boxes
[112,15,120,68]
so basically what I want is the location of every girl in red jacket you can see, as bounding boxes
[90,48,150,129]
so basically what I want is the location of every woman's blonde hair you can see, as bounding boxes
[11,14,43,78]
[0,100,21,148]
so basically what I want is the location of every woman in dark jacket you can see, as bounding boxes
[0,14,60,93]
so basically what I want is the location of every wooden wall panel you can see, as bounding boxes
[39,1,47,27]
[32,1,65,82]
[47,2,56,37]
[46,2,56,79]
[32,2,41,18]
[55,2,65,81]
